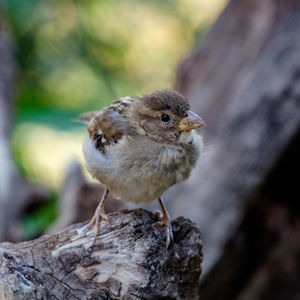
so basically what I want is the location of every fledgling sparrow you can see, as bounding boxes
[80,89,205,247]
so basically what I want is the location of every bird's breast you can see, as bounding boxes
[82,131,203,203]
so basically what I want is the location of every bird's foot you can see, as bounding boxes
[86,207,111,244]
[154,210,173,248]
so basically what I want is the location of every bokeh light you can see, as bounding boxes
[4,0,226,191]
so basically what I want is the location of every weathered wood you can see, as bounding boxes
[0,209,202,300]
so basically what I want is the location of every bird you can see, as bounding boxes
[79,88,205,247]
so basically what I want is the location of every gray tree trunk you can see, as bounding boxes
[173,0,300,299]
[172,0,300,272]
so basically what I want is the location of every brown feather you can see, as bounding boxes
[86,97,134,152]
[84,89,193,152]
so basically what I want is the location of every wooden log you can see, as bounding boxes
[0,209,202,300]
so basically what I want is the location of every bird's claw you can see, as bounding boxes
[154,210,173,248]
[86,208,110,244]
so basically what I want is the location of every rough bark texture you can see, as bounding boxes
[0,209,202,300]
[172,0,300,299]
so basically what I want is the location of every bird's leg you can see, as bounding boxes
[87,188,110,243]
[155,197,173,248]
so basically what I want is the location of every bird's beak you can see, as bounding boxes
[177,110,206,131]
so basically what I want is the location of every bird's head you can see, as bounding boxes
[132,89,205,143]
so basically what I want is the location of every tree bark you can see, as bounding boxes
[0,209,202,300]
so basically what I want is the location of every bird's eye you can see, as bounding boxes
[161,113,170,122]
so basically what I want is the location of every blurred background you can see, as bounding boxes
[1,0,225,237]
[1,0,300,299]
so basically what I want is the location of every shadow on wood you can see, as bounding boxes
[0,209,202,300]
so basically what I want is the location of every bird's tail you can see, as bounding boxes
[72,111,99,124]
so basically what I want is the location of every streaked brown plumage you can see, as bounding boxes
[81,88,205,247]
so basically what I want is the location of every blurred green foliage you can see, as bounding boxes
[2,0,225,237]
[4,0,223,119]
[4,0,225,186]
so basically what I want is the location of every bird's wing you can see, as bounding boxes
[87,96,135,152]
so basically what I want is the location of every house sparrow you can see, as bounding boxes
[80,89,205,247]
